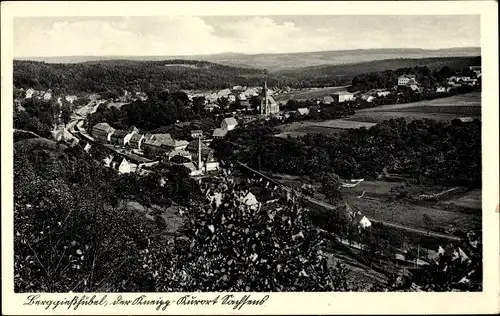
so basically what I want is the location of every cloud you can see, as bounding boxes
[13,15,480,57]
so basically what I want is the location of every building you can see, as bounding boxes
[186,139,211,162]
[375,90,391,97]
[352,213,372,229]
[110,130,129,146]
[142,136,172,158]
[91,123,115,143]
[360,94,375,102]
[52,128,74,143]
[221,117,238,131]
[128,133,145,150]
[182,162,204,176]
[398,74,417,86]
[238,93,247,101]
[42,90,52,101]
[217,88,232,98]
[117,158,132,174]
[408,84,420,92]
[323,96,334,104]
[228,94,236,103]
[213,128,228,138]
[260,81,279,115]
[163,139,189,152]
[297,108,310,116]
[240,191,259,209]
[167,150,192,162]
[436,86,447,93]
[65,95,78,103]
[331,91,355,103]
[191,130,203,138]
[25,88,35,99]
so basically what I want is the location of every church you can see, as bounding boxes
[260,81,279,115]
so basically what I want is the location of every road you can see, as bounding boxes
[237,161,462,241]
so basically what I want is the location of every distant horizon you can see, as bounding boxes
[14,46,481,60]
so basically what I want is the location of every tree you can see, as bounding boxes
[217,97,230,110]
[422,214,433,235]
[320,173,343,204]
[61,103,72,125]
[149,185,349,292]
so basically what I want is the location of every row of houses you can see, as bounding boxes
[92,122,222,176]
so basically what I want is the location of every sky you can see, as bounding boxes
[13,15,480,57]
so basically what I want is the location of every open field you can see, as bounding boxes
[346,112,473,124]
[274,86,349,102]
[442,189,482,211]
[357,92,481,113]
[276,120,376,136]
[269,173,481,238]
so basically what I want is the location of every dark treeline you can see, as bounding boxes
[86,90,218,133]
[212,118,481,188]
[13,60,266,93]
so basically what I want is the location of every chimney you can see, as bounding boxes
[198,136,202,172]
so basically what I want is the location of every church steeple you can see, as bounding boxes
[261,79,269,115]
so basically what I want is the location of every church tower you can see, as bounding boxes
[261,80,269,115]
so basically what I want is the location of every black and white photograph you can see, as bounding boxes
[2,1,499,314]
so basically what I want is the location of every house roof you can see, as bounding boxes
[129,133,144,142]
[213,128,228,137]
[182,162,198,171]
[112,130,129,138]
[399,74,416,79]
[186,139,210,153]
[332,91,354,96]
[323,96,334,103]
[163,139,189,148]
[222,117,238,126]
[92,123,114,133]
[297,108,309,115]
[151,133,172,142]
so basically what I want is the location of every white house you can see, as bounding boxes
[92,123,115,143]
[228,94,236,103]
[221,117,238,131]
[65,95,78,103]
[376,90,391,97]
[241,191,259,209]
[436,86,447,93]
[398,74,417,86]
[352,213,372,229]
[117,158,131,174]
[25,88,35,99]
[323,96,334,104]
[360,94,375,102]
[43,91,52,100]
[213,128,228,138]
[331,91,355,103]
[297,108,310,116]
[128,133,145,150]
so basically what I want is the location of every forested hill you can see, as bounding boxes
[14,55,481,93]
[275,56,481,78]
[13,59,266,93]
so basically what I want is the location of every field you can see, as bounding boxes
[276,120,376,136]
[442,189,482,210]
[273,86,349,103]
[270,173,481,239]
[350,92,481,122]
